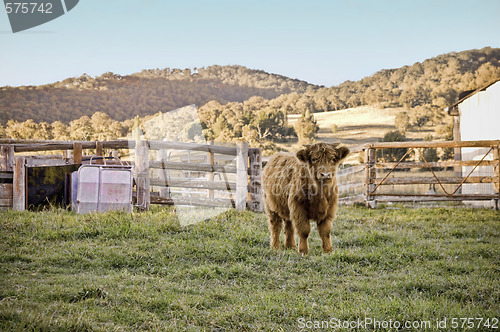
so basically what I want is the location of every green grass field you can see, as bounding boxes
[1,207,499,331]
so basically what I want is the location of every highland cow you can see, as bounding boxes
[263,143,349,254]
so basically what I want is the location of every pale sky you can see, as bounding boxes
[0,0,499,87]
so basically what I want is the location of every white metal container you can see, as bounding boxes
[74,162,134,214]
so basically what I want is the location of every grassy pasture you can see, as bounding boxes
[0,207,499,331]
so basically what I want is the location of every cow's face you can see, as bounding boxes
[296,143,349,182]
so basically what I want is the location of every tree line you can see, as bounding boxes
[1,47,499,152]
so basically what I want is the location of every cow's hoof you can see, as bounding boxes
[298,248,309,255]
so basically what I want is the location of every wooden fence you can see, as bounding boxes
[337,140,500,209]
[0,139,263,212]
[2,139,498,211]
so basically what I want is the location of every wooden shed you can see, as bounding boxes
[446,79,500,207]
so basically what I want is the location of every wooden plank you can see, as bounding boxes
[0,198,13,207]
[236,142,248,211]
[148,140,237,155]
[24,154,64,160]
[372,194,497,201]
[365,140,500,149]
[150,178,236,191]
[149,161,237,173]
[26,159,70,167]
[374,160,497,169]
[0,172,13,180]
[135,140,150,211]
[373,176,497,185]
[150,195,234,207]
[24,155,67,167]
[248,147,263,212]
[13,141,95,152]
[13,157,26,211]
[8,139,238,155]
[0,183,13,199]
[0,146,14,171]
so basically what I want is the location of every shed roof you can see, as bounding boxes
[446,79,500,116]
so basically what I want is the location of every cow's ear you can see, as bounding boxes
[296,148,309,163]
[337,146,350,161]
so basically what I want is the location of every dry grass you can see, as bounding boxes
[286,106,436,150]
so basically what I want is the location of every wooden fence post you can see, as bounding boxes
[365,148,377,208]
[248,148,263,212]
[95,141,103,164]
[13,157,26,211]
[135,140,150,211]
[236,142,248,211]
[494,145,499,210]
[73,142,82,164]
[0,146,14,172]
[156,149,170,197]
[63,150,72,164]
[208,141,215,199]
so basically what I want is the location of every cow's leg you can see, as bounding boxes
[290,205,310,254]
[268,211,283,250]
[284,219,296,249]
[296,219,311,255]
[317,218,333,253]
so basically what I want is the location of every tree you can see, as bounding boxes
[294,110,319,145]
[252,109,286,141]
[69,116,93,140]
[394,112,410,134]
[33,122,53,140]
[212,116,230,138]
[5,119,38,139]
[420,134,439,163]
[241,124,259,145]
[51,121,70,140]
[379,131,411,162]
[5,120,23,139]
[436,122,454,160]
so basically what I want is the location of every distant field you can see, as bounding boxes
[286,106,436,151]
[1,207,499,330]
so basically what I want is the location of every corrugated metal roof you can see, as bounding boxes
[451,79,500,107]
[446,78,500,116]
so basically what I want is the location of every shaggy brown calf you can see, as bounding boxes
[263,143,349,254]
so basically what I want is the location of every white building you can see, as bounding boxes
[447,79,500,208]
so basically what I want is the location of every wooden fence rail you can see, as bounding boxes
[0,139,263,212]
[2,139,498,211]
[337,140,500,209]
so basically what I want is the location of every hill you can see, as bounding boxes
[0,65,316,124]
[2,48,499,147]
